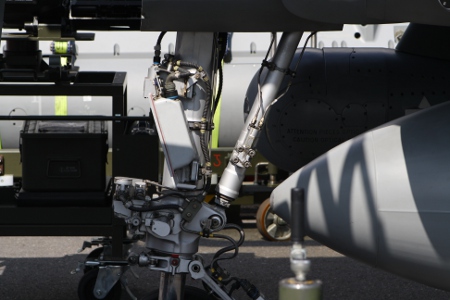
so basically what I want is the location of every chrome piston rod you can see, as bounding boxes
[215,31,303,207]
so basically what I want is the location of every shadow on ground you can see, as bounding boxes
[1,234,450,300]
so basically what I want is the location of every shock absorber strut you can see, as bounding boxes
[214,31,304,207]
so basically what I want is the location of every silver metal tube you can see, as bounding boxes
[244,31,303,127]
[310,33,318,48]
[158,272,186,300]
[215,32,303,206]
[270,32,277,58]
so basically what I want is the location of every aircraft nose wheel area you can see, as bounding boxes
[256,199,291,241]
[4,0,450,297]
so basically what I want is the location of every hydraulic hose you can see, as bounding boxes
[153,31,167,64]
[127,204,181,212]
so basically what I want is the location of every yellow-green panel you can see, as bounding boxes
[0,150,22,176]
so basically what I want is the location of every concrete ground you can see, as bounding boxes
[1,220,450,300]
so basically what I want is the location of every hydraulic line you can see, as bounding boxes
[153,31,167,64]
[127,204,181,212]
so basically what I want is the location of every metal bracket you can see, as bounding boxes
[189,260,235,300]
[93,266,124,299]
[147,255,191,275]
[182,200,203,222]
[261,59,296,77]
[188,121,214,131]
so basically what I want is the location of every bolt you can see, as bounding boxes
[186,212,192,218]
[244,161,251,168]
[192,264,201,273]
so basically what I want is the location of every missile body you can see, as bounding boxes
[271,101,450,290]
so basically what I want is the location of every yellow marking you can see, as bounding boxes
[55,96,68,115]
[211,62,223,148]
[53,41,68,54]
[61,56,68,66]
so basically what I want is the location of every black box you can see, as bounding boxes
[21,120,108,192]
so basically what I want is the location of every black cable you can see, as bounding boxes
[118,190,185,203]
[223,223,245,247]
[153,31,167,64]
[149,192,185,201]
[210,233,239,269]
[157,31,167,46]
[202,176,212,195]
[127,204,181,212]
[227,278,241,295]
[255,34,276,120]
[180,220,201,234]
[261,31,317,122]
[211,32,225,118]
[209,224,245,269]
[292,31,317,78]
[177,61,200,69]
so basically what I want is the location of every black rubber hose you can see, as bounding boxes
[153,31,167,64]
[127,204,181,212]
[157,31,167,45]
[212,223,245,260]
[212,63,223,117]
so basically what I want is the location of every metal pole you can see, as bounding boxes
[159,273,186,300]
[290,188,305,243]
[279,188,322,300]
[270,32,278,58]
[310,33,318,48]
[244,32,303,126]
